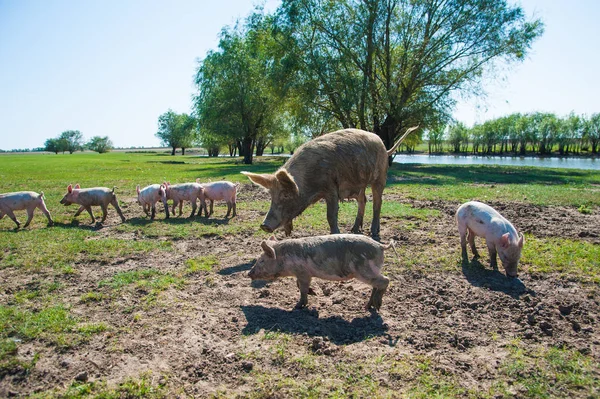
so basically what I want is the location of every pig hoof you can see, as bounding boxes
[294,302,307,310]
[308,288,317,296]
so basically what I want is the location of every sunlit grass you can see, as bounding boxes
[0,227,172,271]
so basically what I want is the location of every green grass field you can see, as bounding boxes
[1,152,599,398]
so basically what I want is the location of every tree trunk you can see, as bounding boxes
[242,137,253,165]
[171,146,176,156]
[237,139,244,157]
[182,148,186,156]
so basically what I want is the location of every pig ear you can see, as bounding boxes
[268,235,277,241]
[241,171,276,190]
[75,184,81,189]
[261,240,276,259]
[67,184,73,193]
[275,169,298,196]
[136,185,140,194]
[501,233,510,248]
[196,178,200,183]
[518,233,525,248]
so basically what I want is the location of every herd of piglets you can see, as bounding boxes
[0,179,239,227]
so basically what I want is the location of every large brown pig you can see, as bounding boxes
[242,126,418,240]
[248,234,395,310]
[60,184,126,223]
[0,191,53,228]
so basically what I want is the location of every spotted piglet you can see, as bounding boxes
[456,201,524,278]
[248,234,395,311]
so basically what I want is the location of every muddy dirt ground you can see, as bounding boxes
[1,186,599,397]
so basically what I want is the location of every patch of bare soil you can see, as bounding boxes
[1,194,599,398]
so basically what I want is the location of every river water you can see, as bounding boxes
[391,154,600,171]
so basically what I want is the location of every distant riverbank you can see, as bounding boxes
[391,152,600,171]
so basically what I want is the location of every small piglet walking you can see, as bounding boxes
[0,191,53,228]
[136,184,169,219]
[456,201,524,278]
[60,184,126,224]
[196,179,238,218]
[248,234,394,311]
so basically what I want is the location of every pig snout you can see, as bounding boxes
[260,224,274,233]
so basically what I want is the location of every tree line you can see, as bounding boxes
[431,112,600,156]
[181,0,543,164]
[44,130,113,154]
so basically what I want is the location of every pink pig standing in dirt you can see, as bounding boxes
[0,191,53,228]
[196,179,238,218]
[136,184,169,219]
[60,184,126,223]
[242,126,418,240]
[248,234,395,311]
[456,201,524,278]
[163,182,204,218]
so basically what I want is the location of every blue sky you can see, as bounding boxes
[0,0,598,151]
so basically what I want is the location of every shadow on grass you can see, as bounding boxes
[219,260,254,276]
[461,257,529,299]
[388,163,596,186]
[241,305,388,345]
[50,220,107,231]
[125,215,232,226]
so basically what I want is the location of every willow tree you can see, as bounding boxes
[276,0,543,160]
[194,13,290,165]
[156,110,197,155]
[588,113,600,154]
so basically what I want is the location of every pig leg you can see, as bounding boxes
[487,241,498,270]
[110,198,126,222]
[74,206,95,223]
[295,276,312,309]
[5,209,20,228]
[150,203,156,220]
[283,220,293,236]
[209,200,214,216]
[231,199,236,217]
[189,200,197,218]
[23,208,35,228]
[100,205,108,223]
[162,198,170,219]
[325,194,340,234]
[37,200,53,226]
[83,206,95,223]
[365,275,390,311]
[178,201,183,216]
[296,280,316,296]
[199,199,208,218]
[225,202,232,218]
[467,228,480,258]
[458,222,468,260]
[370,182,384,241]
[351,189,367,234]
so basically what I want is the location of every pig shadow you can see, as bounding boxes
[461,258,529,298]
[241,305,388,345]
[218,261,254,276]
[51,221,108,231]
[125,215,231,226]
